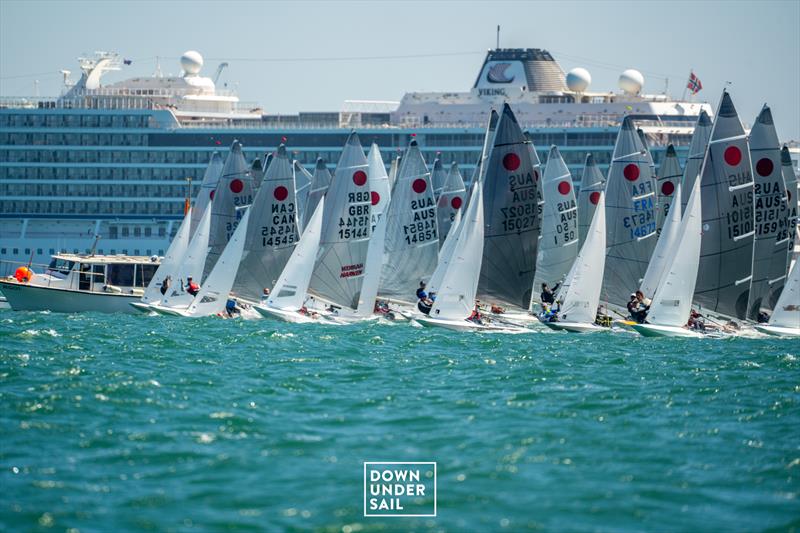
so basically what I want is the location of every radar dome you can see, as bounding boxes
[618,69,644,95]
[181,50,204,76]
[566,68,591,93]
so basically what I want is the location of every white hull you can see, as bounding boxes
[630,323,703,338]
[416,316,531,333]
[753,324,800,337]
[543,321,604,333]
[148,304,191,317]
[0,280,139,314]
[253,304,323,324]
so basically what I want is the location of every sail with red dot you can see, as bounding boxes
[308,132,372,310]
[478,104,541,310]
[694,90,755,320]
[302,158,332,233]
[577,153,605,250]
[378,140,439,303]
[232,143,300,303]
[656,145,682,236]
[436,162,466,248]
[367,143,391,230]
[602,115,657,309]
[532,146,578,301]
[781,146,799,283]
[747,105,789,319]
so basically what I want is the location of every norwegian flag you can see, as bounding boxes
[687,72,703,94]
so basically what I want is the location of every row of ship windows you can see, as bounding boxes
[2,248,166,259]
[1,184,188,197]
[1,149,208,164]
[2,167,197,180]
[0,114,150,129]
[1,200,186,216]
[0,133,145,146]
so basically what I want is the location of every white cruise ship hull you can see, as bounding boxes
[0,280,139,314]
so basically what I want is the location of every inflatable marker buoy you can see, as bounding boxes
[14,266,33,283]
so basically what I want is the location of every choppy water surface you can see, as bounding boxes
[1,310,798,532]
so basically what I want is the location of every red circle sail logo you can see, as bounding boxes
[623,164,639,181]
[661,181,675,196]
[230,179,244,193]
[352,170,367,186]
[724,146,742,166]
[755,158,773,177]
[503,153,521,171]
[589,191,600,205]
[412,179,427,194]
[557,181,571,195]
[451,196,463,209]
[273,186,288,201]
[371,191,380,206]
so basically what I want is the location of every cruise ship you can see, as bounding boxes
[3,46,785,272]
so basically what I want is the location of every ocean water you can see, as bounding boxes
[1,310,798,532]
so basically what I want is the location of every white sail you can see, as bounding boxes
[430,158,448,200]
[368,143,391,228]
[190,152,223,236]
[232,144,300,303]
[646,176,702,327]
[556,191,606,324]
[782,146,799,283]
[532,146,579,293]
[378,140,439,303]
[141,207,192,304]
[656,145,682,236]
[357,209,388,316]
[388,155,401,192]
[428,188,468,296]
[768,258,800,329]
[302,158,332,232]
[681,111,712,210]
[747,105,790,319]
[640,182,683,299]
[577,153,605,249]
[185,208,251,317]
[429,184,485,320]
[293,160,313,234]
[204,141,254,279]
[436,162,466,247]
[309,132,372,310]
[160,202,213,308]
[266,198,325,311]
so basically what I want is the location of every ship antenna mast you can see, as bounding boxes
[496,25,500,49]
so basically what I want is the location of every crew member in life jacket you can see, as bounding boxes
[185,276,200,296]
[416,281,433,315]
[540,283,560,305]
[160,275,171,296]
[467,300,483,324]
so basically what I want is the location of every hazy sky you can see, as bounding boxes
[1,0,798,140]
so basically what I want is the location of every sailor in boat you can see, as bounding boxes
[627,293,649,324]
[261,288,270,302]
[225,298,242,318]
[184,276,200,297]
[416,281,434,316]
[595,306,613,328]
[160,275,172,296]
[687,310,706,331]
[635,290,652,308]
[540,283,560,306]
[540,301,561,323]
[467,301,484,325]
[373,299,396,320]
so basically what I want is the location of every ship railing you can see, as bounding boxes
[0,258,119,291]
[0,88,245,112]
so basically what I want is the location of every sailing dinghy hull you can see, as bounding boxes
[753,325,800,337]
[543,321,604,333]
[254,304,324,324]
[630,323,702,338]
[416,316,530,334]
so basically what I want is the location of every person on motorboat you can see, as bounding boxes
[540,283,560,305]
[184,276,200,296]
[160,275,171,296]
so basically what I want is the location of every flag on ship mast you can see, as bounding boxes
[686,71,702,94]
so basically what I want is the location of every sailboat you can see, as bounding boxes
[231,144,300,305]
[478,104,541,312]
[639,181,683,300]
[378,140,439,304]
[307,132,373,318]
[367,143,391,228]
[602,116,658,310]
[753,258,800,337]
[436,162,466,247]
[254,199,337,323]
[190,152,223,236]
[577,153,604,250]
[131,207,193,312]
[430,158,448,200]
[656,145,682,236]
[631,177,703,338]
[542,191,607,333]
[694,91,755,321]
[293,160,313,234]
[203,141,254,279]
[531,146,578,303]
[302,158,331,232]
[747,105,790,320]
[681,111,712,210]
[781,145,799,276]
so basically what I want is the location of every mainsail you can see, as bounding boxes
[681,110,713,209]
[309,132,372,310]
[378,140,439,303]
[556,191,606,325]
[266,198,325,311]
[577,153,605,249]
[640,183,682,299]
[190,152,223,236]
[203,141,254,279]
[302,158,332,232]
[232,144,300,302]
[602,116,657,308]
[429,184,485,321]
[430,158,448,200]
[646,175,703,327]
[293,160,313,234]
[782,146,799,277]
[478,104,540,309]
[694,91,755,320]
[532,146,578,295]
[436,162,466,247]
[747,105,790,319]
[656,145,682,235]
[767,258,800,329]
[251,158,264,191]
[367,143,392,228]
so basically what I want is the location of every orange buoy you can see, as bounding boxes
[14,266,33,283]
